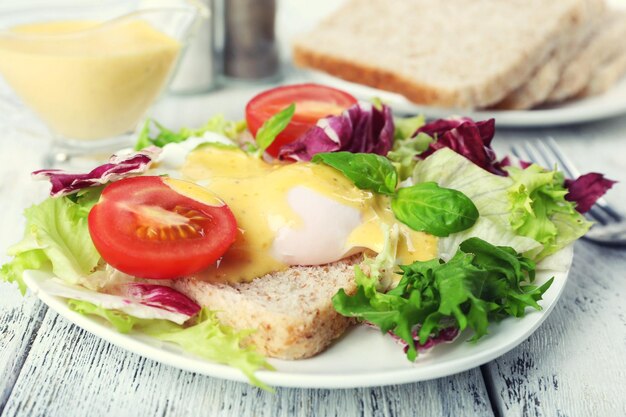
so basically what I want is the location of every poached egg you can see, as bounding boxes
[154,138,437,283]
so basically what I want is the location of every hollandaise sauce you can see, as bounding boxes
[179,146,438,284]
[0,20,180,140]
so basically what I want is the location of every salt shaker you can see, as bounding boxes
[221,0,280,81]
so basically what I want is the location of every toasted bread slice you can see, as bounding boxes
[293,0,594,109]
[548,11,626,103]
[171,256,361,360]
[579,47,626,97]
[493,0,604,110]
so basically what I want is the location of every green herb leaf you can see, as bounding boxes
[333,237,553,361]
[312,152,398,195]
[391,182,479,236]
[253,103,295,157]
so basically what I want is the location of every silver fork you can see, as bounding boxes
[511,137,626,246]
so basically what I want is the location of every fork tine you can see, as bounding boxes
[523,141,552,170]
[535,141,560,170]
[545,137,622,221]
[545,137,581,178]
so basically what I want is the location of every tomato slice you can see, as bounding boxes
[246,83,357,157]
[88,176,237,279]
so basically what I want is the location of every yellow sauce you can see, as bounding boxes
[0,20,180,140]
[179,146,437,284]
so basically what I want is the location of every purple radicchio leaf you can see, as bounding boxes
[391,326,460,355]
[416,117,507,176]
[565,173,617,214]
[119,283,201,317]
[364,322,460,356]
[32,147,161,197]
[277,102,394,161]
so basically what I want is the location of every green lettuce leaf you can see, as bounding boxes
[0,249,49,294]
[135,115,246,150]
[1,193,103,292]
[507,165,591,258]
[333,237,553,360]
[69,300,274,389]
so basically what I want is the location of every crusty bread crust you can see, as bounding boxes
[172,256,361,360]
[293,0,593,109]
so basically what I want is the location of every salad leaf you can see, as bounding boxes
[0,249,49,294]
[508,165,591,258]
[251,103,295,157]
[312,152,398,195]
[387,132,433,181]
[32,148,159,197]
[119,283,201,317]
[391,182,479,237]
[69,301,273,389]
[69,299,138,333]
[564,172,617,213]
[33,275,198,324]
[412,148,543,258]
[1,195,102,292]
[394,114,426,141]
[278,102,394,161]
[416,117,506,176]
[333,237,553,360]
[134,115,246,150]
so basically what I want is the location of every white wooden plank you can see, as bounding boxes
[484,117,626,417]
[0,288,46,412]
[484,242,626,417]
[1,311,495,417]
[0,127,51,412]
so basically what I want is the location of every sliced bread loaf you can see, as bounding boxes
[547,11,626,103]
[293,0,595,109]
[493,0,604,110]
[171,256,361,360]
[579,46,626,97]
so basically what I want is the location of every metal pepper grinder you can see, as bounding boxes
[220,0,280,81]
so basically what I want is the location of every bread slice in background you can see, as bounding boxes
[493,0,605,110]
[293,0,595,109]
[547,11,626,103]
[579,46,626,97]
[171,256,361,360]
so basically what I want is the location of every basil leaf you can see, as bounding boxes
[312,152,398,195]
[254,103,295,157]
[391,182,479,236]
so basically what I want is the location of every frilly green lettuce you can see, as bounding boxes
[69,301,273,389]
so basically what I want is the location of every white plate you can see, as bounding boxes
[23,246,572,389]
[307,71,626,127]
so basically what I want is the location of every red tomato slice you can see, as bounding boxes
[246,83,357,157]
[88,176,237,279]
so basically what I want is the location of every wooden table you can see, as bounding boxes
[1,86,625,417]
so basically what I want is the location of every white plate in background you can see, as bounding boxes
[308,71,626,127]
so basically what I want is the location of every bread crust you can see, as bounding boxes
[293,0,598,109]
